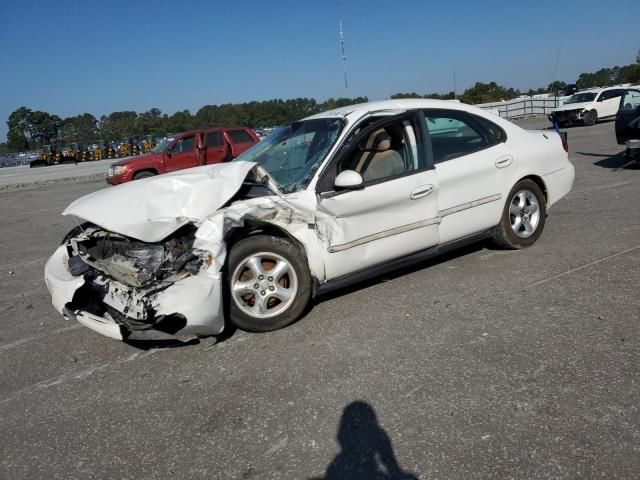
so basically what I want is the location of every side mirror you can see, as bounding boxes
[334,170,364,190]
[165,150,172,158]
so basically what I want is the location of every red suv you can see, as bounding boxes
[106,127,259,185]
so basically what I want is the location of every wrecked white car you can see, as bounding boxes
[45,100,575,340]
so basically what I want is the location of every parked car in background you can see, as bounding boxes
[549,87,626,127]
[45,99,575,341]
[560,84,578,97]
[615,89,640,145]
[106,127,259,184]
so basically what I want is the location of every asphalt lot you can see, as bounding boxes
[1,117,639,479]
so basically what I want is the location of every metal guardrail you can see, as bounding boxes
[477,96,570,119]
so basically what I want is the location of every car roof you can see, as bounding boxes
[300,98,522,138]
[575,86,625,95]
[303,98,479,121]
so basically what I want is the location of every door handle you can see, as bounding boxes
[410,184,434,200]
[495,156,513,168]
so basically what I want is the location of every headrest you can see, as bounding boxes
[364,129,391,152]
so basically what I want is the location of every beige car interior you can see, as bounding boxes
[353,128,406,182]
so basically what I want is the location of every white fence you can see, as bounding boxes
[476,96,569,119]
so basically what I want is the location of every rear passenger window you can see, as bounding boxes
[227,130,254,144]
[205,131,223,147]
[423,111,503,163]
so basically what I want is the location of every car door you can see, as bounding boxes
[616,89,640,144]
[225,129,258,158]
[203,130,228,164]
[316,113,440,280]
[597,90,623,118]
[422,109,514,244]
[166,134,197,172]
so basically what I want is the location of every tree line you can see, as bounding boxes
[3,97,368,152]
[3,53,639,153]
[390,54,640,104]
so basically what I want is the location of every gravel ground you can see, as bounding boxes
[0,117,638,479]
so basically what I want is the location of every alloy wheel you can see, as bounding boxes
[231,252,298,318]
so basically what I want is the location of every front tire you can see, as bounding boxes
[492,179,546,249]
[227,235,312,332]
[583,110,597,126]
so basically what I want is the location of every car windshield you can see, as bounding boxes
[565,92,597,104]
[151,138,173,153]
[234,118,343,192]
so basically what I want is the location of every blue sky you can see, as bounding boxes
[1,0,638,142]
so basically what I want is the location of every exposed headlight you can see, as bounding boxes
[108,166,126,177]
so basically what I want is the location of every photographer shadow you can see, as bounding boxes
[312,401,419,480]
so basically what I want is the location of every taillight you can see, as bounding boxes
[559,131,568,153]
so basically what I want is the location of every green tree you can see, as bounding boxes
[547,81,566,94]
[27,111,62,145]
[60,113,98,145]
[99,111,138,140]
[163,110,194,133]
[7,107,32,150]
[460,82,510,104]
[423,91,456,100]
[135,108,164,136]
[6,107,61,149]
[390,92,422,99]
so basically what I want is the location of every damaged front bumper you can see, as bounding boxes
[548,109,585,124]
[45,242,225,341]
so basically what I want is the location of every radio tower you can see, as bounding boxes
[338,2,348,93]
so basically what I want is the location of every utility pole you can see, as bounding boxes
[453,66,457,99]
[337,2,348,94]
[550,46,562,94]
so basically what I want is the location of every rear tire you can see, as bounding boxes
[227,235,312,332]
[133,171,155,180]
[583,110,597,126]
[492,179,546,249]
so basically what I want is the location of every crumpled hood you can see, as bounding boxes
[63,161,264,242]
[552,102,591,112]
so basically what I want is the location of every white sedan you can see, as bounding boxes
[45,99,575,340]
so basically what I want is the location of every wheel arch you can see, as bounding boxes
[225,220,320,297]
[515,174,548,206]
[133,168,159,178]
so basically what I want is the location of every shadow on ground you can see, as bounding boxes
[587,151,640,170]
[124,323,237,350]
[310,401,419,480]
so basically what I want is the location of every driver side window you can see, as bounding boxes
[338,120,421,184]
[173,136,194,154]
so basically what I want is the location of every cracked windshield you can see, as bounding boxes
[235,118,342,192]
